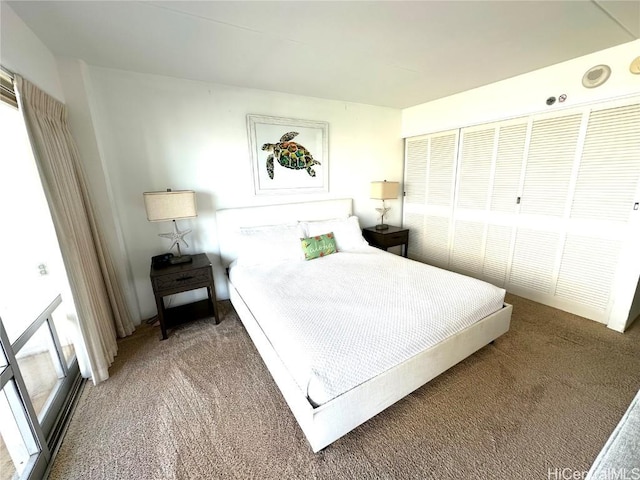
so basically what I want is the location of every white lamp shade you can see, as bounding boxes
[370,181,399,200]
[143,190,197,222]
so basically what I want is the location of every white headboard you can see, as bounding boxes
[216,198,353,267]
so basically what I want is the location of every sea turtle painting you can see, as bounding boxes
[262,132,321,180]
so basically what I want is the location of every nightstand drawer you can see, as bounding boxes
[153,268,211,292]
[384,231,408,245]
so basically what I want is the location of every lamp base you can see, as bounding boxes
[375,224,390,231]
[169,255,193,265]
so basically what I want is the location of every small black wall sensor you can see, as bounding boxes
[546,96,556,106]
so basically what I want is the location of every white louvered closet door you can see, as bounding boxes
[403,97,640,329]
[451,118,528,286]
[506,101,640,323]
[570,103,640,223]
[556,101,640,322]
[403,130,458,268]
[485,122,529,287]
[404,135,429,262]
[519,113,584,217]
[450,126,494,277]
[507,110,584,301]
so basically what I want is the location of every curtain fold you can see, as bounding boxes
[15,75,134,384]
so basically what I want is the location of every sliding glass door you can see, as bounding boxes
[0,94,82,479]
[1,320,49,480]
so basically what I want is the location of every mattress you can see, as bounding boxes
[229,247,506,406]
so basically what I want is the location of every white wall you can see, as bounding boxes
[55,58,141,323]
[403,39,640,137]
[85,67,403,320]
[0,3,64,101]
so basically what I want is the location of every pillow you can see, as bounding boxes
[301,233,337,260]
[302,216,369,252]
[236,223,305,266]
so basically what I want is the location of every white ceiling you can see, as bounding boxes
[6,1,640,108]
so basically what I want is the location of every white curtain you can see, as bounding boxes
[15,75,134,384]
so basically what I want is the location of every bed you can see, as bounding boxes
[216,198,512,452]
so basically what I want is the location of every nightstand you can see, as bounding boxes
[150,253,220,340]
[362,226,409,257]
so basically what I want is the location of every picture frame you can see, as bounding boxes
[247,114,329,195]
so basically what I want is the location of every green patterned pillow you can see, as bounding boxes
[301,233,337,260]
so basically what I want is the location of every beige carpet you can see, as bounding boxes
[48,294,640,480]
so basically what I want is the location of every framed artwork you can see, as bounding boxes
[247,114,329,195]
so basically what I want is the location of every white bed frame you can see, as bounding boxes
[216,198,512,452]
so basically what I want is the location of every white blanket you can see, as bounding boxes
[230,247,506,406]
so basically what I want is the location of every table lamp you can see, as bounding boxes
[370,180,399,230]
[143,189,197,264]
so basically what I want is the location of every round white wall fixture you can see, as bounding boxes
[582,64,611,88]
[630,57,640,75]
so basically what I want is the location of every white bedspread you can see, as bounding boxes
[229,247,506,406]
